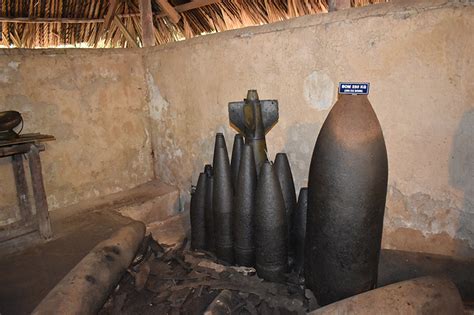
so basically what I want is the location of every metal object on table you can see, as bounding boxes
[255,161,287,282]
[305,95,388,305]
[0,133,55,242]
[234,144,257,267]
[228,90,278,175]
[274,152,297,266]
[0,111,23,140]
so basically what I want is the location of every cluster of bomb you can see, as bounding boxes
[190,89,388,306]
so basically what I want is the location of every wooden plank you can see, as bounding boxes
[155,0,181,24]
[0,218,37,242]
[0,143,45,157]
[139,0,156,47]
[11,154,32,220]
[113,16,139,48]
[0,134,55,148]
[28,145,53,239]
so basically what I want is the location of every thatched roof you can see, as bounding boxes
[0,0,387,48]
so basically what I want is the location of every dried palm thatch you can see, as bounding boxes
[0,0,388,48]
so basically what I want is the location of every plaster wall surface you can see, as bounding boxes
[143,0,474,257]
[0,50,154,224]
[0,0,472,258]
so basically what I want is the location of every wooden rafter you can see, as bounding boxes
[155,0,181,24]
[113,15,139,47]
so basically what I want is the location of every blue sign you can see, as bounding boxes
[338,82,370,95]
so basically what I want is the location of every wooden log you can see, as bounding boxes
[308,277,464,315]
[139,0,156,47]
[11,153,32,220]
[32,222,146,315]
[28,145,52,239]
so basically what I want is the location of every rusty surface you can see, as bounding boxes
[305,95,388,305]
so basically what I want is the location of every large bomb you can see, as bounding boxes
[305,95,388,305]
[274,153,297,264]
[190,172,206,250]
[212,134,234,264]
[228,90,279,174]
[230,134,244,190]
[233,144,257,267]
[255,161,288,282]
[293,187,308,275]
[204,164,215,252]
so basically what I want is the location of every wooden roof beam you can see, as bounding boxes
[155,0,181,24]
[139,0,156,47]
[113,15,139,47]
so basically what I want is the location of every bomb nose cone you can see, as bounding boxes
[234,144,257,267]
[230,134,244,190]
[255,161,288,282]
[190,172,207,250]
[305,94,388,305]
[213,146,234,264]
[214,133,229,165]
[274,153,297,264]
[293,187,308,275]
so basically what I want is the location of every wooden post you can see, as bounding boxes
[139,0,156,47]
[11,153,32,220]
[28,145,52,239]
[328,0,351,11]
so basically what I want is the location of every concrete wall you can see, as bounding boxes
[0,50,154,224]
[143,0,474,257]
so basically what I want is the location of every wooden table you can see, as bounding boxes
[0,133,55,242]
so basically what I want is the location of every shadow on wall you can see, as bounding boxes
[281,122,320,192]
[449,109,474,250]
